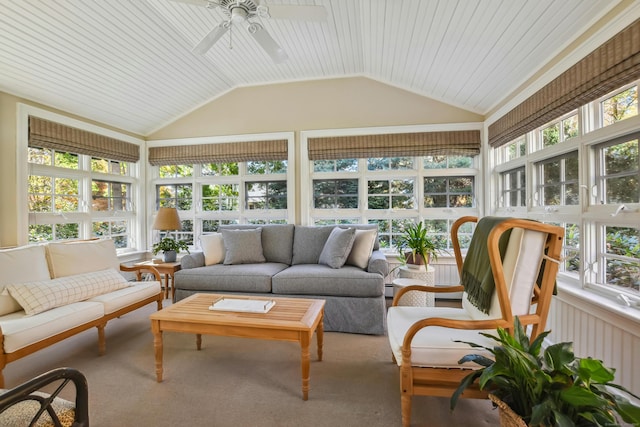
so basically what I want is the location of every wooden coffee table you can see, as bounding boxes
[149,293,325,400]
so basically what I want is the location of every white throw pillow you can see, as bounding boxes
[6,268,129,316]
[346,229,377,269]
[46,239,120,278]
[200,233,226,266]
[0,245,51,315]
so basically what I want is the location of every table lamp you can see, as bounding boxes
[152,207,182,238]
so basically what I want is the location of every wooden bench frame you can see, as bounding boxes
[0,265,163,388]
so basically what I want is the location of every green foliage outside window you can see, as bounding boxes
[157,184,192,210]
[601,139,639,204]
[202,184,239,211]
[159,164,193,178]
[367,179,414,209]
[367,157,413,171]
[245,181,287,209]
[247,160,287,174]
[424,177,473,208]
[313,159,357,172]
[313,179,358,209]
[202,162,238,176]
[602,86,638,126]
[605,226,639,292]
[424,155,472,169]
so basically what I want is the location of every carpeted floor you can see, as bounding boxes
[4,298,499,427]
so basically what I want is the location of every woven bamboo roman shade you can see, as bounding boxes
[28,116,140,163]
[489,18,640,148]
[307,130,480,160]
[148,139,288,166]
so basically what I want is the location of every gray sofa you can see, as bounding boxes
[174,224,389,335]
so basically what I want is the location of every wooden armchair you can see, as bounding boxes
[386,216,564,427]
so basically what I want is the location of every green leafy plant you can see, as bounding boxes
[151,237,190,255]
[451,317,640,426]
[395,221,439,265]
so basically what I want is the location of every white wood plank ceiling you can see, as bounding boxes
[0,0,622,135]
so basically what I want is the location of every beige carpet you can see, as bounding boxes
[4,299,499,427]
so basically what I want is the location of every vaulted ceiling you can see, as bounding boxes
[0,0,621,135]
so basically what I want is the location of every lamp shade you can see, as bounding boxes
[152,207,182,231]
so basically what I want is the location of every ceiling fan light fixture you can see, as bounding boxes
[230,6,248,23]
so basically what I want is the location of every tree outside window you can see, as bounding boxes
[602,85,638,127]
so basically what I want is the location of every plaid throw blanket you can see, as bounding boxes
[461,217,512,314]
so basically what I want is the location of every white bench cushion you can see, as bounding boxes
[387,306,495,368]
[0,301,104,353]
[45,239,120,279]
[0,245,51,316]
[88,281,161,314]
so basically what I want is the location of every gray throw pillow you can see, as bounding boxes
[221,228,266,265]
[291,226,334,265]
[318,227,357,269]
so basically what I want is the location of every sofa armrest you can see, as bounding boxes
[180,252,205,269]
[367,250,389,277]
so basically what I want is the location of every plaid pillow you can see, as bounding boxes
[6,269,129,315]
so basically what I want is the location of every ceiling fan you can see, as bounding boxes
[172,0,327,63]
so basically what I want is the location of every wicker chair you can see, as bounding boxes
[386,216,564,427]
[0,368,88,427]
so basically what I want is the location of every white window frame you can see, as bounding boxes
[488,83,640,309]
[300,123,483,253]
[16,104,146,254]
[146,133,296,251]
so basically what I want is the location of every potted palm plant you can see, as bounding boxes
[151,237,190,262]
[451,317,640,426]
[395,221,439,268]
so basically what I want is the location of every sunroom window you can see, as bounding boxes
[500,167,526,208]
[535,152,579,207]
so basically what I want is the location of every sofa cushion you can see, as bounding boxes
[45,239,120,278]
[221,228,266,265]
[291,226,334,265]
[0,245,51,316]
[200,233,225,266]
[88,281,161,314]
[220,224,294,265]
[319,227,356,269]
[272,264,384,297]
[0,301,104,353]
[175,263,289,293]
[6,269,129,315]
[346,229,377,269]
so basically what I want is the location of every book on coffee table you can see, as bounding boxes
[208,298,276,313]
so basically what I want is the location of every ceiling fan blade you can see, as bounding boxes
[169,0,211,7]
[248,23,288,64]
[266,5,327,22]
[192,23,229,55]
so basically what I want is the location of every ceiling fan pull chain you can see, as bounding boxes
[228,22,233,50]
